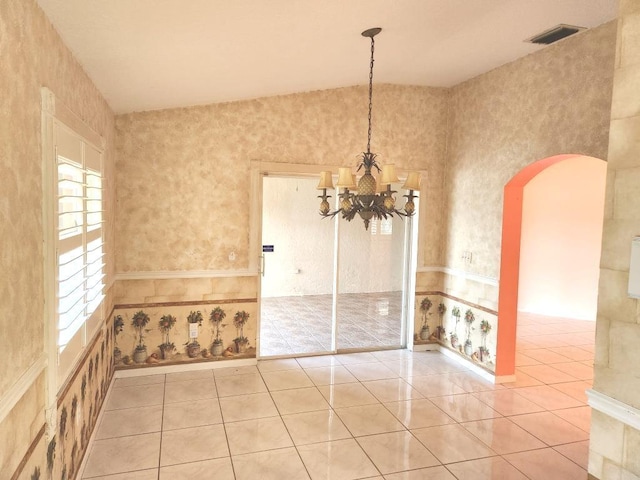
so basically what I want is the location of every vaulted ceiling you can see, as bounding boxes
[37,0,617,114]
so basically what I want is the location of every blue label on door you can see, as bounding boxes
[262,245,274,252]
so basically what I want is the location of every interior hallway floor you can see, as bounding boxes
[79,313,594,480]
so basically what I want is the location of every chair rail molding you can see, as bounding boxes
[0,354,47,424]
[587,389,640,431]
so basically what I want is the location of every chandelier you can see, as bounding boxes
[317,27,421,230]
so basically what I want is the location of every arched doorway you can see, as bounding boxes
[495,154,606,377]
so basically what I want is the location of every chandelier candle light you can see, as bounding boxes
[317,27,421,230]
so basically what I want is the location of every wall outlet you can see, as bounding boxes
[462,251,473,264]
[228,251,236,262]
[189,323,199,339]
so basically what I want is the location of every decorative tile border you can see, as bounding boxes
[113,353,256,371]
[415,292,498,373]
[114,297,258,309]
[9,423,45,480]
[57,306,114,405]
[112,300,258,368]
[415,291,498,316]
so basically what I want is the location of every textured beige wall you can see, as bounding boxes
[0,0,115,477]
[443,273,499,311]
[445,22,616,281]
[114,276,257,304]
[590,1,640,478]
[115,84,449,274]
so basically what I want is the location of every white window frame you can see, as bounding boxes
[41,88,106,430]
[54,126,105,371]
[370,217,393,236]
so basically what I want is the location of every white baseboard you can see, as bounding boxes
[411,343,440,352]
[493,374,517,384]
[437,346,501,384]
[587,389,640,431]
[113,358,258,378]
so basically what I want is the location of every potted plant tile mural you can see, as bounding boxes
[111,303,257,369]
[209,307,227,356]
[419,297,432,340]
[233,310,250,353]
[131,310,150,363]
[414,294,497,373]
[185,310,204,358]
[158,314,177,360]
[36,319,116,480]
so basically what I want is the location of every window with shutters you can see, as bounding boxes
[53,123,105,384]
[370,217,393,236]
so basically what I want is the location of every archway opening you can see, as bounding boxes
[495,154,606,377]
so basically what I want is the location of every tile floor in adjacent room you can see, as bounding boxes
[80,314,594,480]
[260,292,404,356]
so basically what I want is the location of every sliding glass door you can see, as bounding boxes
[259,175,416,357]
[336,212,407,350]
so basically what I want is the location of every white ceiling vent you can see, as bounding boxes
[526,24,586,45]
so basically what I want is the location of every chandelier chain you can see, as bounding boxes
[366,35,375,154]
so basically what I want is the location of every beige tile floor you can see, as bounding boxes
[260,292,403,356]
[81,314,594,479]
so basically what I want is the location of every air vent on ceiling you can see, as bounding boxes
[526,24,586,45]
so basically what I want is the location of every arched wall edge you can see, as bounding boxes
[495,154,605,376]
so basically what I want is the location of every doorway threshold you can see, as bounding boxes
[258,345,404,361]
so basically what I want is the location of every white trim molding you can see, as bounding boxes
[115,269,259,281]
[417,266,499,287]
[411,343,440,353]
[587,389,640,431]
[113,358,257,378]
[41,87,104,149]
[436,346,502,383]
[0,355,47,424]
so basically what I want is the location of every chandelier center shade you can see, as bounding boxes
[317,27,421,230]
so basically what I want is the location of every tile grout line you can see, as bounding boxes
[156,374,167,480]
[260,360,316,479]
[211,371,238,479]
[84,328,593,479]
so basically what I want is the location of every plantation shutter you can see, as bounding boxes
[55,123,104,380]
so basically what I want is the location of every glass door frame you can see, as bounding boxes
[250,161,422,359]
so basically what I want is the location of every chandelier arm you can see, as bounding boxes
[324,209,344,219]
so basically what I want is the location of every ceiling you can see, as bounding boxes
[36,0,618,114]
